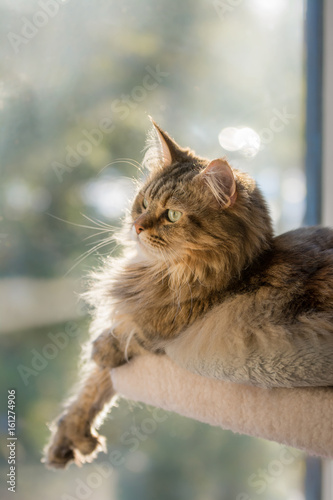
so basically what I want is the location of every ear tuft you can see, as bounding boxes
[200,159,237,208]
[149,118,173,167]
[143,118,192,171]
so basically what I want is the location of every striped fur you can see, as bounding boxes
[44,123,333,469]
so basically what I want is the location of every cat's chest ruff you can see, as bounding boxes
[110,256,216,344]
[111,250,191,311]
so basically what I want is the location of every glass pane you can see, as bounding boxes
[0,0,306,499]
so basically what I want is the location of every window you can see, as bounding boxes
[1,1,329,499]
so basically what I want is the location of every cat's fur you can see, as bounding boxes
[44,121,333,469]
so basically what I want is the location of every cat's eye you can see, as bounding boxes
[143,198,148,209]
[167,209,182,223]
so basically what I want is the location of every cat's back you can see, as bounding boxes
[275,225,333,254]
[248,226,333,314]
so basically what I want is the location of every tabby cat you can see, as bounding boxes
[44,120,333,469]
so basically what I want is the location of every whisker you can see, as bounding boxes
[75,239,113,262]
[46,212,110,231]
[80,213,117,231]
[84,237,122,254]
[78,235,117,257]
[82,229,114,242]
[98,158,143,176]
[64,236,116,277]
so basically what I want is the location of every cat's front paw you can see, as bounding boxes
[91,329,119,368]
[43,416,106,469]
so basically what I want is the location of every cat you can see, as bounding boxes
[44,120,333,469]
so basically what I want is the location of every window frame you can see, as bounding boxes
[305,0,333,498]
[322,0,333,496]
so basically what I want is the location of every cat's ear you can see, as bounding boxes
[198,159,237,208]
[150,119,173,167]
[143,118,190,171]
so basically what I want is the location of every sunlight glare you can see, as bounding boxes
[249,0,288,21]
[81,177,135,219]
[218,126,261,157]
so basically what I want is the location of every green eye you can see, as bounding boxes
[167,209,182,223]
[143,198,148,209]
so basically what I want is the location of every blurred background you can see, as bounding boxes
[0,0,316,498]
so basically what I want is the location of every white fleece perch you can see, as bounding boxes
[111,354,333,458]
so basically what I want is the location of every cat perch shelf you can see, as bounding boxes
[111,354,333,458]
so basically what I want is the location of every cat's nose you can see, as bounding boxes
[134,221,144,234]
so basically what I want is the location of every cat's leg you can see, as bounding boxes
[44,365,115,468]
[44,330,128,469]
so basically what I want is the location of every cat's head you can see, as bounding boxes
[130,120,273,284]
